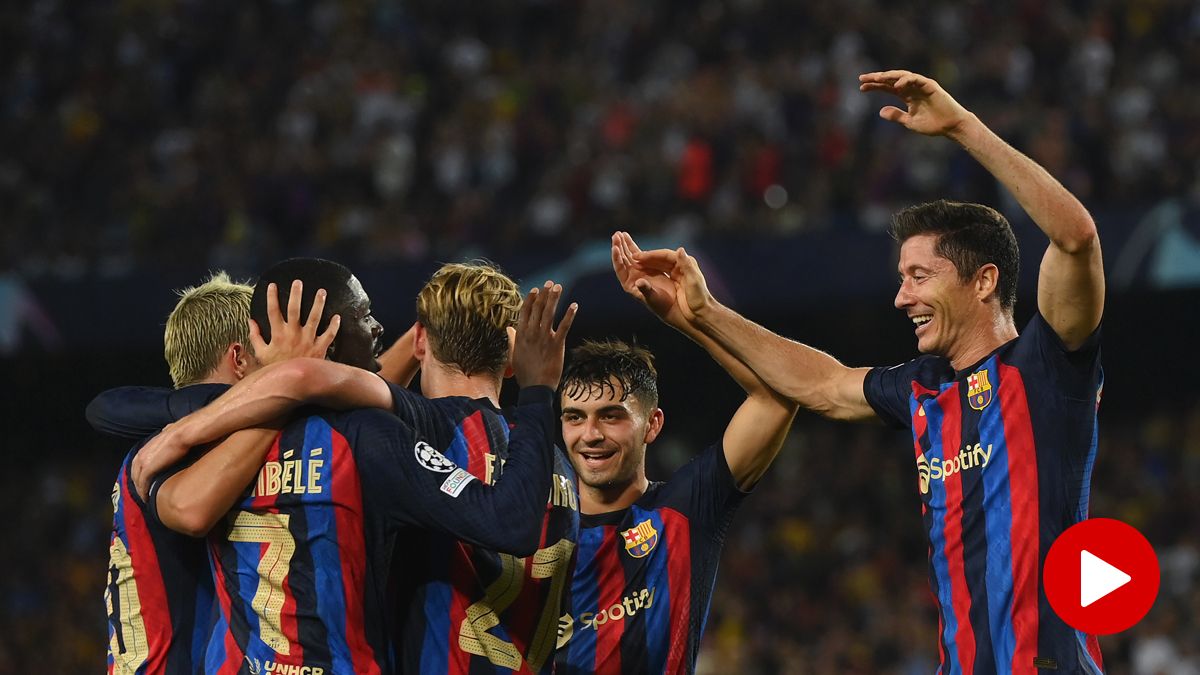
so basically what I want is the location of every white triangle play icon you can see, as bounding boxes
[1080,550,1131,607]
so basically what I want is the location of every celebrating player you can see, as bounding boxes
[552,234,797,674]
[100,272,336,675]
[96,258,572,673]
[111,260,581,673]
[633,69,1106,674]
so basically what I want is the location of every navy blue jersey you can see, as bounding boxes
[106,442,215,675]
[864,313,1103,675]
[555,443,746,675]
[383,385,581,674]
[147,386,557,675]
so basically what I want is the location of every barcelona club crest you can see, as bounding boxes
[621,519,659,558]
[967,369,993,411]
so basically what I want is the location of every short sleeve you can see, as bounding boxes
[675,443,747,541]
[1014,313,1102,400]
[864,360,924,429]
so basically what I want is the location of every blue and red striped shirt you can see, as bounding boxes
[555,443,746,674]
[383,386,581,674]
[865,313,1104,675]
[145,386,558,675]
[106,445,216,675]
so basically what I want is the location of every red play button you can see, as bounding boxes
[1044,518,1160,635]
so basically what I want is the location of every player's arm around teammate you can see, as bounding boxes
[140,281,344,535]
[140,280,576,538]
[857,69,1103,347]
[611,232,797,488]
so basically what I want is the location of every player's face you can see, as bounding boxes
[560,380,655,490]
[894,234,978,357]
[331,275,385,372]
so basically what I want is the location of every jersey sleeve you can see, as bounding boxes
[352,385,558,557]
[1014,313,1102,400]
[86,384,230,439]
[863,360,924,429]
[675,443,748,540]
[383,380,462,432]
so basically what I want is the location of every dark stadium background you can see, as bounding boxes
[2,1,1198,673]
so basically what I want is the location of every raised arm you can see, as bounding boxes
[377,323,420,387]
[860,69,1104,349]
[612,233,797,487]
[368,282,576,555]
[633,246,876,422]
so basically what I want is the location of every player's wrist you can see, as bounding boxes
[945,112,984,146]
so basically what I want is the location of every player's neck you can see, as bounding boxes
[419,359,502,407]
[947,311,1018,371]
[579,475,650,515]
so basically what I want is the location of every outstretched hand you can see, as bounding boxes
[859,70,973,138]
[624,235,716,322]
[611,232,690,330]
[512,281,577,389]
[249,279,341,366]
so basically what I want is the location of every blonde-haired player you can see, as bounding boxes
[99,272,334,675]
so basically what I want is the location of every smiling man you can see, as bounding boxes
[553,233,797,674]
[632,69,1107,675]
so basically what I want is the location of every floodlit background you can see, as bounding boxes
[2,1,1198,672]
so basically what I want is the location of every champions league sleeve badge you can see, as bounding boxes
[414,441,458,473]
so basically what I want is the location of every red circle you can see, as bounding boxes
[1043,518,1160,635]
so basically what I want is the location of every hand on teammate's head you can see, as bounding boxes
[249,279,341,367]
[512,280,577,389]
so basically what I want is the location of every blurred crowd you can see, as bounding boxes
[4,0,1200,279]
[4,403,1197,674]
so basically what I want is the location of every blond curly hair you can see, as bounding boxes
[416,261,522,377]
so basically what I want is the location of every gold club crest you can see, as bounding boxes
[967,369,993,411]
[621,519,659,558]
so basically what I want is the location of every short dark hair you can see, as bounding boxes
[890,199,1020,311]
[561,339,659,411]
[252,258,355,342]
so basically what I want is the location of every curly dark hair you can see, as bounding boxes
[561,339,658,411]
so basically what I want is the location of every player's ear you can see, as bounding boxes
[502,325,517,379]
[976,263,1000,303]
[643,408,664,444]
[230,342,252,379]
[413,322,429,362]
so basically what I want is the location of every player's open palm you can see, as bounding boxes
[249,279,341,366]
[611,232,688,330]
[512,281,577,389]
[859,70,971,137]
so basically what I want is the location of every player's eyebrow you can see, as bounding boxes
[561,404,627,416]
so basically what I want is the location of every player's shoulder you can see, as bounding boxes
[282,407,411,443]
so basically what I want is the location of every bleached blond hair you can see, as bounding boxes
[416,261,522,376]
[163,272,253,388]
